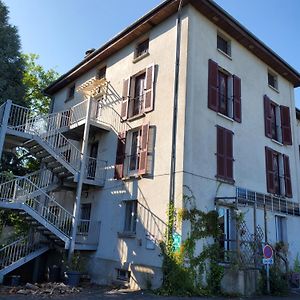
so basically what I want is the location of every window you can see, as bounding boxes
[114,124,155,179]
[216,126,234,182]
[128,72,146,118]
[124,200,137,233]
[265,147,292,197]
[97,66,106,80]
[268,71,278,90]
[116,269,131,282]
[66,84,75,101]
[208,59,241,122]
[264,95,292,145]
[275,215,287,243]
[135,39,149,59]
[78,203,91,234]
[217,34,231,56]
[121,64,155,120]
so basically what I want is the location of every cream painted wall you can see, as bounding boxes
[183,5,300,263]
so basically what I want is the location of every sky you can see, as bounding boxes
[3,0,300,104]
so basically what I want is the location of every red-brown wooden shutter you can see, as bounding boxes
[217,126,225,178]
[233,75,241,123]
[283,155,292,197]
[264,95,272,138]
[138,123,149,175]
[280,105,292,145]
[144,64,155,113]
[208,59,219,112]
[217,126,233,180]
[121,78,130,120]
[225,129,234,180]
[115,132,126,179]
[265,147,275,193]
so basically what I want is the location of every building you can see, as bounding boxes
[0,0,299,294]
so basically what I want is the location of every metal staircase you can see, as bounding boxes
[0,79,131,281]
[0,233,50,282]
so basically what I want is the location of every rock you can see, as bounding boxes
[16,289,31,295]
[25,283,39,290]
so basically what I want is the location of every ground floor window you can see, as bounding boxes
[124,200,137,233]
[275,215,287,243]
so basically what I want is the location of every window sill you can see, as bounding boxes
[268,84,279,93]
[216,176,235,185]
[217,48,232,60]
[126,112,146,122]
[133,52,150,63]
[271,139,283,146]
[118,232,136,239]
[217,112,234,122]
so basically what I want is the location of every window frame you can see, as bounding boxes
[134,38,149,60]
[66,83,75,102]
[268,70,279,91]
[275,215,287,243]
[217,33,231,57]
[123,200,138,234]
[97,66,106,80]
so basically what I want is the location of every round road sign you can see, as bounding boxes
[263,244,273,259]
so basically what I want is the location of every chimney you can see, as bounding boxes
[85,48,95,58]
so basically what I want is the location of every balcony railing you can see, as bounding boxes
[85,157,107,184]
[76,220,101,246]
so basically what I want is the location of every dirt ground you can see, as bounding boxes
[0,285,300,300]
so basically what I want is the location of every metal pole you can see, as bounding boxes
[0,100,12,159]
[168,0,184,242]
[68,97,92,260]
[266,263,270,294]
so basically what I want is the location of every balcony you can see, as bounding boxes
[75,220,101,250]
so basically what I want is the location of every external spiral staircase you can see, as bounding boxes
[0,79,130,282]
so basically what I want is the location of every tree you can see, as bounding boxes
[0,0,25,105]
[22,53,59,114]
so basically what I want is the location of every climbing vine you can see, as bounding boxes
[159,191,224,296]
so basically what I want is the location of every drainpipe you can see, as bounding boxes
[68,97,92,260]
[168,0,184,240]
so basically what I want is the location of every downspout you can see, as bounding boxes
[168,0,184,241]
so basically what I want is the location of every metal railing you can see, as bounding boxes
[76,220,101,245]
[0,169,57,201]
[85,157,107,183]
[0,177,74,237]
[0,234,44,270]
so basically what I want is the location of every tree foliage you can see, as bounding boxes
[22,53,59,114]
[0,0,25,105]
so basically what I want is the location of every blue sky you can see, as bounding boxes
[3,0,300,104]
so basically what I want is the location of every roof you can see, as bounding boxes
[44,0,300,95]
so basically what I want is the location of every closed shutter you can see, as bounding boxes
[233,75,241,123]
[264,95,272,138]
[138,123,149,175]
[121,78,130,120]
[144,64,155,112]
[217,126,233,180]
[283,155,292,197]
[115,132,127,179]
[280,106,292,145]
[225,129,234,179]
[265,147,275,193]
[208,59,219,112]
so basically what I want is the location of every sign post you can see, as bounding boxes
[262,244,274,294]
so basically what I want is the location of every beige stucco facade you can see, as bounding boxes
[47,2,300,290]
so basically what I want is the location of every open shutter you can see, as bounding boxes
[208,59,219,112]
[138,123,149,175]
[233,75,241,123]
[280,106,292,145]
[283,155,292,197]
[225,129,234,180]
[121,78,130,120]
[264,95,272,138]
[265,147,275,193]
[115,132,127,179]
[144,64,155,113]
[217,126,226,178]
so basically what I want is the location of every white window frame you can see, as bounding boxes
[217,32,232,58]
[268,70,279,91]
[275,215,287,243]
[123,200,138,234]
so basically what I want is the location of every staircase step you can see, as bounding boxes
[42,155,56,163]
[36,151,50,159]
[24,140,38,148]
[29,145,44,154]
[48,161,61,169]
